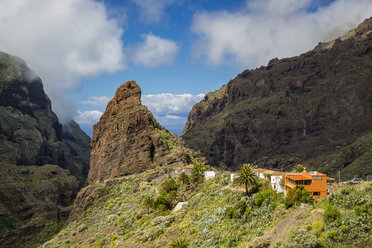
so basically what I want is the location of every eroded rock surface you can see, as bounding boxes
[183,17,372,178]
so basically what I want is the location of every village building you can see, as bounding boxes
[204,170,216,180]
[230,173,239,182]
[284,171,327,198]
[182,164,194,174]
[253,168,285,193]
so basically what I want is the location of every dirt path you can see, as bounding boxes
[263,208,305,247]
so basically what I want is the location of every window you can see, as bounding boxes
[313,176,322,180]
[313,192,320,196]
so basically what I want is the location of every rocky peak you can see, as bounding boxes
[86,80,203,185]
[112,80,141,105]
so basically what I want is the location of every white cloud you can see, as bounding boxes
[142,93,204,114]
[77,93,204,133]
[192,0,372,69]
[131,0,174,24]
[80,96,111,106]
[0,0,126,123]
[133,34,179,67]
[75,110,103,125]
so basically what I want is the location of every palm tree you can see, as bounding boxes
[292,164,305,173]
[235,163,258,196]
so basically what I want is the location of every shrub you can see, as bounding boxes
[161,177,179,194]
[178,172,189,185]
[169,237,189,248]
[284,185,313,208]
[310,221,324,237]
[246,237,271,248]
[153,195,172,211]
[255,189,277,207]
[283,228,321,248]
[323,204,341,225]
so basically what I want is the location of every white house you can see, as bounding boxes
[270,172,284,193]
[254,168,284,193]
[204,171,216,180]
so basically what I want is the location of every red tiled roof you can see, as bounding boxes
[184,165,194,169]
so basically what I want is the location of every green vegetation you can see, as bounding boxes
[234,163,259,196]
[42,165,372,248]
[284,185,313,208]
[190,159,206,185]
[292,164,305,173]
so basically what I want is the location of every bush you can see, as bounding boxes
[284,185,313,208]
[323,204,341,225]
[246,237,271,248]
[255,189,277,207]
[283,228,321,248]
[169,237,189,248]
[153,195,172,211]
[161,177,179,194]
[310,221,324,237]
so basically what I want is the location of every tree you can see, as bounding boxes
[190,159,206,185]
[178,172,189,185]
[292,164,305,173]
[235,163,259,196]
[141,195,154,214]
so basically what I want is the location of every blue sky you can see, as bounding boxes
[0,0,371,136]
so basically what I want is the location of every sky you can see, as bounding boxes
[0,0,372,136]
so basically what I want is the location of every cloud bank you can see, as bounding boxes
[133,34,179,68]
[192,0,372,69]
[0,0,126,123]
[78,93,204,134]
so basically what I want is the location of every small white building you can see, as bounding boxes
[204,171,216,180]
[270,172,284,193]
[230,173,239,182]
[254,168,284,193]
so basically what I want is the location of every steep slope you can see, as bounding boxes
[0,162,79,248]
[183,17,372,179]
[0,51,90,247]
[0,51,89,184]
[45,169,371,248]
[62,120,91,180]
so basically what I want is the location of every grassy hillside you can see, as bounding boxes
[43,167,371,248]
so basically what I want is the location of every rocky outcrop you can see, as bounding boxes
[86,80,202,184]
[0,51,90,184]
[183,17,372,178]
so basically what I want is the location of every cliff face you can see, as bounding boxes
[183,17,372,178]
[0,51,90,184]
[86,80,201,184]
[0,51,90,247]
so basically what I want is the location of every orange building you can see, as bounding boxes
[284,171,327,198]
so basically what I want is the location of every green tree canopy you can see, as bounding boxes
[235,163,259,196]
[292,164,305,173]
